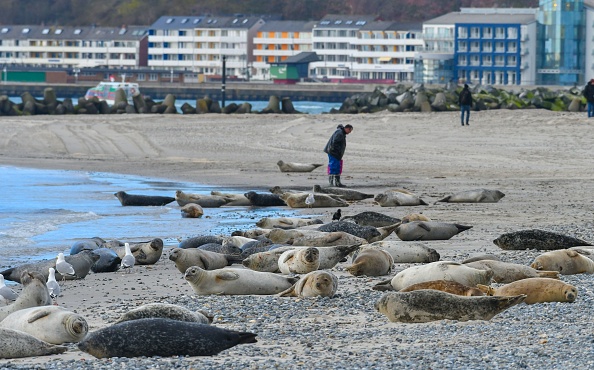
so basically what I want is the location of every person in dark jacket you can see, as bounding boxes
[583,79,594,118]
[323,124,353,187]
[458,84,473,126]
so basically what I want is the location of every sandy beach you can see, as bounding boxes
[1,109,594,368]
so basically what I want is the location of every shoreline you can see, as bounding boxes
[1,110,594,368]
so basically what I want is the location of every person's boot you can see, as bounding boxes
[334,176,347,187]
[328,175,335,187]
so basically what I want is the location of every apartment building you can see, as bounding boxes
[419,8,538,86]
[0,25,148,69]
[147,15,265,81]
[252,21,315,80]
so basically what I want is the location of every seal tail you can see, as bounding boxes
[372,279,395,291]
[225,254,244,265]
[237,332,258,344]
[535,270,560,279]
[454,224,473,233]
[496,294,527,311]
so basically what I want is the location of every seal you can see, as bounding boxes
[288,230,367,247]
[395,221,472,241]
[210,191,251,206]
[280,192,348,208]
[0,328,67,359]
[317,221,380,242]
[244,191,286,207]
[0,306,88,344]
[460,254,502,264]
[112,238,163,265]
[375,290,525,323]
[90,248,121,273]
[175,190,230,207]
[77,318,257,358]
[256,217,323,229]
[180,203,203,218]
[242,249,284,272]
[374,190,428,207]
[114,303,213,324]
[240,239,275,258]
[530,249,594,275]
[169,247,241,273]
[69,237,106,255]
[178,235,225,249]
[278,270,338,298]
[340,211,400,227]
[361,241,440,263]
[0,271,52,322]
[368,223,402,243]
[493,229,592,251]
[373,261,493,292]
[312,185,374,201]
[346,248,393,276]
[400,213,432,223]
[114,191,175,206]
[464,260,560,283]
[245,244,359,272]
[435,189,505,203]
[398,280,484,296]
[232,228,272,239]
[277,160,323,173]
[1,250,99,283]
[477,277,577,304]
[184,266,299,295]
[278,247,320,274]
[199,243,242,255]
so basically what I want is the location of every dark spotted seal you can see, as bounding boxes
[78,318,257,358]
[114,303,212,324]
[0,328,67,359]
[317,221,381,242]
[1,250,99,283]
[244,191,286,207]
[312,185,374,201]
[340,211,401,228]
[493,229,592,251]
[114,191,175,206]
[90,248,121,273]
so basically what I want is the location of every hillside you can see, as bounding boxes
[0,0,539,27]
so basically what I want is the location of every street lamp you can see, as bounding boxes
[2,66,6,84]
[73,68,80,83]
[170,69,173,83]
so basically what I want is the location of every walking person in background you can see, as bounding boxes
[583,79,594,118]
[324,124,353,187]
[459,84,473,126]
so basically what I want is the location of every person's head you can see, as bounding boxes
[344,124,353,134]
[464,84,469,89]
[590,79,594,85]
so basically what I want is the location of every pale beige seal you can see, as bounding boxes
[373,261,493,292]
[0,271,51,322]
[180,203,204,218]
[267,229,366,247]
[375,290,525,323]
[464,260,560,283]
[399,280,484,296]
[244,244,360,272]
[530,249,594,275]
[210,191,251,206]
[0,306,88,344]
[0,328,67,359]
[278,247,320,274]
[169,248,241,273]
[113,238,163,265]
[175,190,230,207]
[346,248,393,277]
[256,217,323,229]
[374,189,428,207]
[395,221,472,241]
[280,192,348,208]
[400,213,432,223]
[361,241,440,263]
[435,189,505,204]
[277,160,323,173]
[278,270,338,298]
[184,266,298,295]
[478,277,577,304]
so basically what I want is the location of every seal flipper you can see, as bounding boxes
[277,284,297,297]
[236,332,258,345]
[27,309,52,324]
[215,271,240,281]
[372,279,395,291]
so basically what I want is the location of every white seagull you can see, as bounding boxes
[305,193,315,208]
[46,267,61,305]
[121,243,135,273]
[0,274,18,303]
[56,252,76,282]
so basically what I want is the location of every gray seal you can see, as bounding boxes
[493,229,592,251]
[244,191,286,207]
[435,189,505,204]
[1,250,99,283]
[78,318,257,358]
[0,328,67,359]
[114,191,175,206]
[0,271,52,322]
[317,221,381,242]
[375,290,526,323]
[90,248,121,273]
[395,221,472,241]
[169,248,242,273]
[175,190,230,208]
[277,160,323,172]
[114,303,213,324]
[178,235,225,249]
[340,211,401,227]
[112,238,163,265]
[312,185,374,201]
[69,237,106,255]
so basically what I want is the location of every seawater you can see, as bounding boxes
[0,166,300,268]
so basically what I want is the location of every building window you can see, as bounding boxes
[149,73,158,81]
[483,27,492,38]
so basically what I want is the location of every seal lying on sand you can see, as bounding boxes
[277,160,323,173]
[434,189,505,204]
[169,248,242,273]
[175,190,230,208]
[375,290,525,323]
[493,229,592,251]
[114,191,175,206]
[256,217,323,229]
[312,185,374,201]
[478,278,577,304]
[0,272,52,322]
[280,192,348,208]
[530,249,594,275]
[114,303,212,324]
[0,328,67,359]
[464,260,560,283]
[112,238,163,265]
[399,280,484,296]
[374,189,428,207]
[346,248,393,277]
[78,318,257,358]
[244,191,286,207]
[278,270,338,298]
[395,221,472,241]
[360,241,440,263]
[317,221,381,242]
[1,250,99,283]
[340,211,400,227]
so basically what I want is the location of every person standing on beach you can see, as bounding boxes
[583,79,594,118]
[459,84,473,126]
[324,124,353,187]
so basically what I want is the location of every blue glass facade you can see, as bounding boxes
[454,23,522,85]
[537,0,584,85]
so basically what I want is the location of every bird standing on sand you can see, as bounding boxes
[56,252,76,283]
[332,209,342,221]
[0,274,18,303]
[305,193,315,208]
[121,243,135,273]
[46,267,61,305]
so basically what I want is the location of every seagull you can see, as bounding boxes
[46,268,61,305]
[305,193,315,208]
[332,209,342,221]
[121,243,135,273]
[0,274,18,303]
[56,252,76,283]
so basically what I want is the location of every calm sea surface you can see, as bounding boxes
[0,166,302,269]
